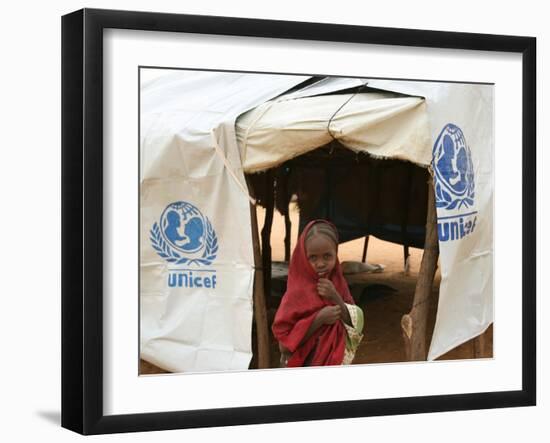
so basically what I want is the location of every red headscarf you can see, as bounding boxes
[272,220,354,367]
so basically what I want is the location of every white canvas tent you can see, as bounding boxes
[140,70,493,372]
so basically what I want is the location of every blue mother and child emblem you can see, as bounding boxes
[150,201,218,266]
[432,124,478,242]
[433,123,475,210]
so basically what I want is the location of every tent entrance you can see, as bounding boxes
[246,141,431,298]
[245,141,441,367]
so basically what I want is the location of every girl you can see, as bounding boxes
[272,220,364,367]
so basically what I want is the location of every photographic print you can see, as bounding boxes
[139,68,494,375]
[62,9,535,433]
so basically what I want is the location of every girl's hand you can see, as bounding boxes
[317,278,341,304]
[317,305,342,325]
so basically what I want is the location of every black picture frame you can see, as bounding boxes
[61,8,536,435]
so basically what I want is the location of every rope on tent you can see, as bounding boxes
[210,130,257,206]
[326,82,368,142]
[240,100,277,164]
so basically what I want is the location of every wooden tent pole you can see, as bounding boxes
[261,171,275,303]
[401,163,414,272]
[473,328,489,358]
[247,180,271,369]
[278,165,292,262]
[403,245,410,273]
[361,235,370,262]
[400,178,439,361]
[284,211,291,262]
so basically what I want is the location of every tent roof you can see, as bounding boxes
[235,90,432,173]
[141,72,432,181]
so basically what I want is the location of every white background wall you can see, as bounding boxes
[0,0,546,441]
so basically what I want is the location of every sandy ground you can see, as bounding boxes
[140,204,492,374]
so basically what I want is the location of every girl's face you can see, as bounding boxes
[305,234,337,277]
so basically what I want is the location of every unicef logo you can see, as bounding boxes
[432,123,475,210]
[150,201,218,266]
